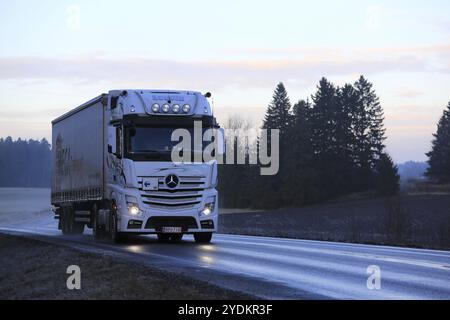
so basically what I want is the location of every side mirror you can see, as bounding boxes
[108,126,116,154]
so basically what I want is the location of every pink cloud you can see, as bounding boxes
[0,44,448,90]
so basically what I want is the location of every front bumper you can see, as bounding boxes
[118,211,218,234]
[116,190,219,234]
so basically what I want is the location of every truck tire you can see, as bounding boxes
[194,233,212,243]
[109,211,126,243]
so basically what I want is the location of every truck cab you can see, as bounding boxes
[51,89,223,243]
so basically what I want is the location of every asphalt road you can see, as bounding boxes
[1,213,449,300]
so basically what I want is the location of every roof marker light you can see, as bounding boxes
[172,104,180,113]
[182,104,191,113]
[162,104,170,113]
[151,103,160,112]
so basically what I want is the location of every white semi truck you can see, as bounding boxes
[51,90,222,243]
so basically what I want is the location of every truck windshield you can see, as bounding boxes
[124,126,213,162]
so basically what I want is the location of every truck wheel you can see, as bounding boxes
[110,212,126,243]
[194,233,212,243]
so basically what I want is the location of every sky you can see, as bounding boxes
[0,0,449,162]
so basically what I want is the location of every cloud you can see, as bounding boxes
[394,90,424,99]
[0,44,448,90]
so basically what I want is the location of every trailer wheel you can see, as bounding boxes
[72,222,85,235]
[194,233,212,243]
[61,206,74,235]
[91,204,103,240]
[61,207,70,235]
[61,206,84,235]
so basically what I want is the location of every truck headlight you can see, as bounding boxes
[126,195,141,215]
[201,196,215,216]
[128,204,140,215]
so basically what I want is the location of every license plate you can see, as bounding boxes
[161,226,182,233]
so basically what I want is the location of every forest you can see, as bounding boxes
[218,76,450,209]
[0,137,51,188]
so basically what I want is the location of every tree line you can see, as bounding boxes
[0,83,449,207]
[0,137,51,188]
[218,76,401,209]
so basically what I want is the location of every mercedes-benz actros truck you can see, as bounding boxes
[51,89,222,243]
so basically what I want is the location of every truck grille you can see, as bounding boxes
[137,176,206,210]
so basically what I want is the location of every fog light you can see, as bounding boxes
[128,220,143,229]
[200,220,214,229]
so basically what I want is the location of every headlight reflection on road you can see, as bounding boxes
[127,245,144,253]
[199,244,216,252]
[200,255,214,265]
[199,245,216,265]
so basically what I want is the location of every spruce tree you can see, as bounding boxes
[287,99,316,205]
[310,78,338,158]
[309,77,341,199]
[335,84,360,193]
[354,76,386,168]
[338,83,366,191]
[353,76,386,190]
[259,82,293,208]
[426,102,450,182]
[262,82,292,131]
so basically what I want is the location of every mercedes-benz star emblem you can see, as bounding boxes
[165,174,179,188]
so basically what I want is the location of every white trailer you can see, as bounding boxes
[51,90,221,243]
